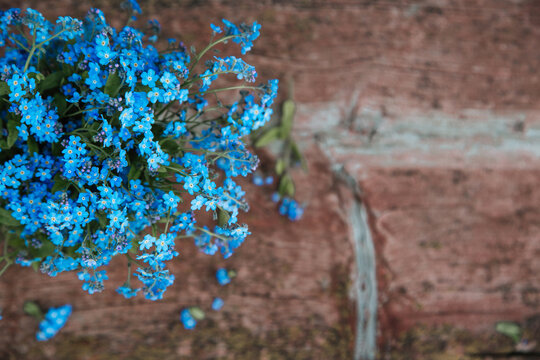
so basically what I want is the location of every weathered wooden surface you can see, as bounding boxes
[0,0,539,358]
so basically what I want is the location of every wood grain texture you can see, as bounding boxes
[0,0,538,358]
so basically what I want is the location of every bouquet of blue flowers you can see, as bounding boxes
[0,1,278,301]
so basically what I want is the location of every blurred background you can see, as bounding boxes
[0,0,539,359]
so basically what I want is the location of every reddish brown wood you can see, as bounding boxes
[0,0,538,358]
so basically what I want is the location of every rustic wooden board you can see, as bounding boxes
[0,0,539,358]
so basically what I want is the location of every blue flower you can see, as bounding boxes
[183,175,200,195]
[216,268,231,285]
[140,234,155,251]
[155,233,174,253]
[159,72,176,89]
[85,70,103,90]
[165,121,186,138]
[190,195,205,211]
[211,297,224,311]
[117,285,140,299]
[278,197,304,221]
[121,0,142,15]
[96,47,116,65]
[252,174,264,186]
[204,198,217,211]
[210,24,222,34]
[147,88,161,103]
[0,6,279,303]
[141,69,157,87]
[108,209,127,229]
[36,305,72,341]
[163,191,180,211]
[180,308,196,330]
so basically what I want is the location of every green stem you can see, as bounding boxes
[23,46,36,73]
[164,212,172,234]
[196,226,228,241]
[65,107,102,118]
[189,35,236,72]
[0,261,11,277]
[8,35,30,52]
[2,237,7,258]
[155,102,175,118]
[126,256,132,286]
[36,28,69,47]
[201,85,260,96]
[23,28,70,73]
[198,70,242,79]
[126,253,145,268]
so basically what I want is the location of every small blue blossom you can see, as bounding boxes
[36,305,72,341]
[117,285,141,299]
[141,69,158,87]
[183,175,200,195]
[252,174,264,186]
[216,268,231,286]
[180,308,197,330]
[155,233,174,253]
[163,191,180,212]
[210,24,222,34]
[140,234,155,251]
[278,197,304,221]
[212,297,224,311]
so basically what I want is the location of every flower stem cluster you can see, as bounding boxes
[0,3,278,301]
[252,95,306,221]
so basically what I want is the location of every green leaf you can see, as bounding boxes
[128,165,143,181]
[6,230,24,249]
[51,141,62,156]
[278,174,295,197]
[35,241,55,258]
[217,207,231,227]
[53,93,67,115]
[135,84,152,92]
[38,71,64,92]
[255,127,280,148]
[28,72,45,82]
[280,99,295,139]
[7,119,19,148]
[104,73,122,97]
[27,136,38,154]
[275,159,285,176]
[62,64,75,77]
[0,82,10,96]
[189,307,205,320]
[96,212,108,227]
[167,162,184,171]
[51,174,69,193]
[290,141,308,171]
[0,207,19,226]
[495,322,521,343]
[228,269,237,279]
[161,139,179,154]
[23,301,43,319]
[31,262,39,272]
